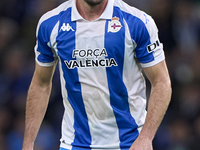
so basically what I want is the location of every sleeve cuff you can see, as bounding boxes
[35,58,57,67]
[140,51,165,68]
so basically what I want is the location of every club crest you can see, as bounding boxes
[108,17,122,33]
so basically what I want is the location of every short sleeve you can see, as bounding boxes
[34,18,56,67]
[134,14,165,68]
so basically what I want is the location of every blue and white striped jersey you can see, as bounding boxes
[35,0,165,149]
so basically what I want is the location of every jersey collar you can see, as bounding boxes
[71,0,114,21]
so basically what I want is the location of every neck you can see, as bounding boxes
[76,0,108,21]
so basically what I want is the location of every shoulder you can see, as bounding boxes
[113,0,158,32]
[113,0,145,21]
[36,0,73,36]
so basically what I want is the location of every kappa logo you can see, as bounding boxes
[143,14,149,24]
[108,17,122,33]
[60,23,74,32]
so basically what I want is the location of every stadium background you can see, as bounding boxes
[0,0,200,149]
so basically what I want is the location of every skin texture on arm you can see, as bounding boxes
[130,60,172,150]
[22,62,57,150]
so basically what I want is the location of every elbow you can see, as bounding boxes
[167,78,172,95]
[152,77,172,99]
[163,78,172,102]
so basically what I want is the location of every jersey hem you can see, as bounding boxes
[60,142,121,150]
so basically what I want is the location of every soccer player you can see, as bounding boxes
[22,0,172,149]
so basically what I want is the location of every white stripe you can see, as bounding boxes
[59,58,75,149]
[123,19,147,130]
[50,21,59,54]
[75,20,120,149]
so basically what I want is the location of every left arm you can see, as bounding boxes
[130,60,172,150]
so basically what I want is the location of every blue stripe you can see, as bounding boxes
[56,8,91,149]
[121,11,153,63]
[105,7,139,149]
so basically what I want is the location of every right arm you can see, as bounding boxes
[22,62,56,150]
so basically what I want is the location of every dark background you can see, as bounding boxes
[0,0,200,149]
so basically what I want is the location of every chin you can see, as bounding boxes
[84,0,104,6]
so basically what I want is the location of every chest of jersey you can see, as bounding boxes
[54,18,134,70]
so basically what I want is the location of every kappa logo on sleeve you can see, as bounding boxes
[143,14,150,24]
[147,40,160,53]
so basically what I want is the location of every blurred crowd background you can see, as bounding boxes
[0,0,200,149]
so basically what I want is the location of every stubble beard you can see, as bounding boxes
[83,0,104,6]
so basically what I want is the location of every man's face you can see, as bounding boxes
[83,0,105,6]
